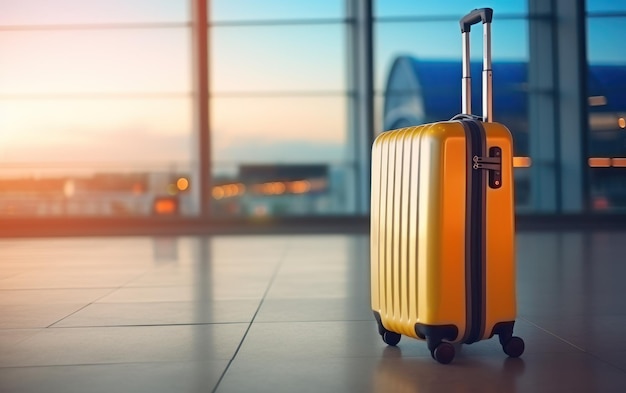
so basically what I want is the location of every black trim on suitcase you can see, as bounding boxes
[490,321,516,345]
[462,122,474,343]
[462,120,488,345]
[414,323,459,351]
[373,311,387,335]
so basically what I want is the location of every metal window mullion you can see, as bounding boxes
[528,0,558,212]
[555,0,588,212]
[192,0,211,218]
[347,0,374,215]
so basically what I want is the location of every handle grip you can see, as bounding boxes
[460,8,493,33]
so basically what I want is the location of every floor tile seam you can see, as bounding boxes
[44,302,105,329]
[69,299,265,304]
[520,317,587,352]
[93,298,265,303]
[0,359,229,370]
[42,265,174,328]
[116,267,165,290]
[521,317,626,374]
[0,288,119,292]
[210,243,291,393]
[45,280,149,328]
[27,321,250,330]
[0,286,126,291]
[0,320,376,330]
[250,318,374,324]
[216,350,624,362]
[215,353,429,362]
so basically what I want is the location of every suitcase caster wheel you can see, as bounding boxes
[503,336,525,358]
[432,342,455,364]
[382,331,401,346]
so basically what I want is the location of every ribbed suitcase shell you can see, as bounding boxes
[370,120,516,343]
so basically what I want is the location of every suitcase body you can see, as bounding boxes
[370,8,524,364]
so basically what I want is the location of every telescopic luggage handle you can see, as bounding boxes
[460,8,493,123]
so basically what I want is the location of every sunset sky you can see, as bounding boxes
[0,0,624,172]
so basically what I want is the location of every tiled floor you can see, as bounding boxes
[2,231,626,392]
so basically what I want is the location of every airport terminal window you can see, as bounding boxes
[209,11,354,217]
[374,7,531,208]
[0,1,194,217]
[6,1,622,220]
[586,12,626,212]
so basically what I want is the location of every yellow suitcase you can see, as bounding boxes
[370,8,524,364]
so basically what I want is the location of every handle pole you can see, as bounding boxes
[482,21,492,122]
[462,31,471,115]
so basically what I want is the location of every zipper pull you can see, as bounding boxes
[472,155,501,171]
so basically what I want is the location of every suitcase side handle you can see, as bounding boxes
[460,7,493,123]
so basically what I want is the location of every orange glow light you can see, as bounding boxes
[229,184,240,196]
[612,158,626,167]
[290,180,311,194]
[619,117,626,129]
[176,177,189,191]
[153,198,178,215]
[513,156,532,168]
[212,183,246,199]
[588,157,611,167]
[212,186,225,199]
[259,182,286,195]
[263,183,274,194]
[588,96,607,106]
[274,182,286,194]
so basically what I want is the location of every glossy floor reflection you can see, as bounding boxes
[1,231,626,392]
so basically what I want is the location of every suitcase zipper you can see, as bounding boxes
[464,120,487,344]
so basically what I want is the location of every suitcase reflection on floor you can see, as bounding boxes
[373,346,526,393]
